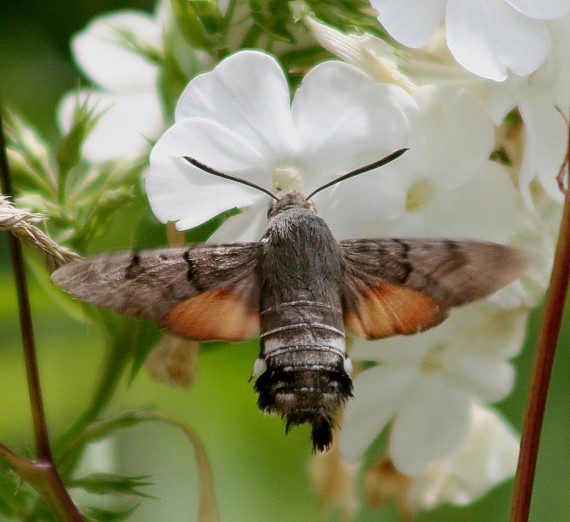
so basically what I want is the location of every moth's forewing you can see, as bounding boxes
[340,238,528,340]
[51,244,261,341]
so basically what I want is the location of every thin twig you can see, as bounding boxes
[509,116,570,521]
[0,108,52,462]
[1,109,83,521]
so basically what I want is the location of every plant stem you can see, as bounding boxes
[0,109,52,462]
[56,321,133,477]
[509,134,570,520]
[0,109,84,521]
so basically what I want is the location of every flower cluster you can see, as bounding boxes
[25,0,568,519]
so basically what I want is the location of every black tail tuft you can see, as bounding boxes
[255,360,352,451]
[310,413,335,453]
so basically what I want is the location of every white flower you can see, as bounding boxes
[305,17,417,91]
[58,8,166,162]
[484,15,570,204]
[361,403,518,516]
[370,0,570,81]
[491,195,561,309]
[339,303,527,475]
[407,403,519,510]
[319,85,518,243]
[146,50,410,238]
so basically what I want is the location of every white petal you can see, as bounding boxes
[370,0,447,48]
[157,117,270,178]
[146,119,268,229]
[207,198,269,243]
[350,328,447,365]
[447,0,551,80]
[389,374,472,475]
[394,161,518,242]
[444,353,515,402]
[304,18,416,89]
[410,86,494,190]
[339,366,419,462]
[72,11,160,93]
[315,169,406,239]
[450,304,529,359]
[519,99,567,203]
[506,0,570,20]
[409,403,519,509]
[291,62,410,189]
[57,89,164,163]
[175,50,295,161]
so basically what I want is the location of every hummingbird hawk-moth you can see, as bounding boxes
[51,150,527,451]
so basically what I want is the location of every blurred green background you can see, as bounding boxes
[1,1,570,520]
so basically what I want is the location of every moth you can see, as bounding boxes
[52,149,527,452]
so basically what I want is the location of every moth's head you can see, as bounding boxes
[268,189,316,217]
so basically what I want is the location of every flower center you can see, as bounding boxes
[406,179,434,212]
[421,343,446,372]
[273,166,302,190]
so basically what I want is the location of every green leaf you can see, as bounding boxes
[171,0,226,51]
[248,0,297,43]
[127,319,163,384]
[69,473,154,498]
[56,94,104,197]
[0,470,31,518]
[4,109,58,198]
[84,502,141,522]
[184,206,242,243]
[303,0,383,35]
[82,412,152,442]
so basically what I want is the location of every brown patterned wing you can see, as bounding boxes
[51,243,261,341]
[340,238,528,340]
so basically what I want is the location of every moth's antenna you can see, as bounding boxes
[183,156,279,201]
[305,148,408,200]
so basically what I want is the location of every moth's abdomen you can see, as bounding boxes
[254,302,352,452]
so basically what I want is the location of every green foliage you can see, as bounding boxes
[56,95,103,187]
[171,0,227,52]
[70,473,154,498]
[84,504,141,522]
[249,0,298,43]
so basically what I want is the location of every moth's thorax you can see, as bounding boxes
[268,189,316,218]
[260,201,343,300]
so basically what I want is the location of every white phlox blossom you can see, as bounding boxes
[57,7,166,162]
[370,0,570,81]
[318,84,519,243]
[339,303,527,475]
[404,404,519,512]
[309,13,570,208]
[146,50,411,239]
[483,14,570,204]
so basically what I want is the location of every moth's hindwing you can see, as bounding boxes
[51,244,261,341]
[340,238,528,340]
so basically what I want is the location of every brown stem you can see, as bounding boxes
[509,127,570,521]
[0,109,83,521]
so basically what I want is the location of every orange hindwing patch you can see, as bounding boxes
[159,288,260,341]
[345,284,448,340]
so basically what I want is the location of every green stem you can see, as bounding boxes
[138,411,220,522]
[509,137,570,520]
[56,328,130,477]
[238,22,263,50]
[0,108,84,521]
